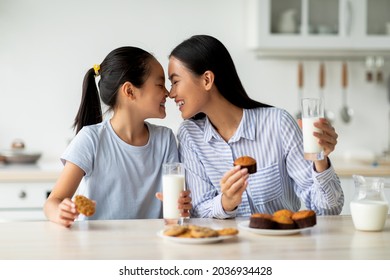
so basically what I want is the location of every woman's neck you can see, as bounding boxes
[205,98,243,142]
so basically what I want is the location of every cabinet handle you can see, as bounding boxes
[19,191,27,199]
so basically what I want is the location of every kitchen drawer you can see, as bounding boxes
[0,183,52,208]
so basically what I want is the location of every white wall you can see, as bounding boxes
[1,0,389,162]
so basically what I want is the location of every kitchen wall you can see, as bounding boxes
[1,0,389,162]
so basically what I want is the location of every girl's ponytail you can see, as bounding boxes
[73,68,102,134]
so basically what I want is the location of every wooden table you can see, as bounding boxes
[0,216,389,260]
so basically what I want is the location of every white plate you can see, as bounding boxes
[157,230,236,244]
[238,221,314,236]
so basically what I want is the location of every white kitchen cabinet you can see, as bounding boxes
[245,0,390,57]
[0,182,52,221]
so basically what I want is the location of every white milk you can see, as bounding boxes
[162,174,184,219]
[302,117,322,153]
[350,200,389,231]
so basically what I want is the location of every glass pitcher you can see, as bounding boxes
[350,175,389,231]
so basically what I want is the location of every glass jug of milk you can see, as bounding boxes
[350,175,389,231]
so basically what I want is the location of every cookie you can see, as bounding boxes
[176,230,193,238]
[163,225,188,237]
[74,195,95,217]
[217,228,239,236]
[190,226,219,238]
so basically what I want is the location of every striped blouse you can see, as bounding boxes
[177,107,344,218]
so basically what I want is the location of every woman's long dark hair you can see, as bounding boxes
[169,35,271,120]
[73,47,154,133]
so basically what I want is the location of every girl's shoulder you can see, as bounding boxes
[77,120,110,139]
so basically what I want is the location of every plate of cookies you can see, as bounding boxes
[158,224,239,244]
[238,209,316,236]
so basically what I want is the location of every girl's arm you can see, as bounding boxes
[44,161,84,227]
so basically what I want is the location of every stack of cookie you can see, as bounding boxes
[163,225,238,238]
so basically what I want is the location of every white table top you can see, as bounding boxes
[0,215,389,260]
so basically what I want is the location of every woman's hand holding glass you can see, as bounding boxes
[313,118,338,157]
[155,190,192,218]
[299,117,338,172]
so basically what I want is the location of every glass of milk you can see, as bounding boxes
[301,98,324,161]
[350,175,389,231]
[162,162,185,225]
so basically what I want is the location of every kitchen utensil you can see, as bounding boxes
[375,56,384,82]
[0,150,41,164]
[0,140,42,164]
[388,74,390,103]
[385,75,390,158]
[319,62,335,124]
[295,62,304,119]
[365,56,374,82]
[340,62,353,123]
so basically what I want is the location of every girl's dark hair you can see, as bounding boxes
[169,35,271,119]
[73,46,154,133]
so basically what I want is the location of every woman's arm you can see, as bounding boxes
[284,112,344,215]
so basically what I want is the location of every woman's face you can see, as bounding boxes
[137,58,169,119]
[168,56,209,119]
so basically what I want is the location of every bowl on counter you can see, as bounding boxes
[0,149,42,164]
[0,139,42,164]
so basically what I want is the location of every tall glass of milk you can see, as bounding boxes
[350,175,389,231]
[301,98,324,160]
[162,162,185,225]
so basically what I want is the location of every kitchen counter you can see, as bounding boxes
[0,161,62,182]
[332,158,390,177]
[0,216,389,260]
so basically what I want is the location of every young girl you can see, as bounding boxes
[168,35,343,218]
[44,46,191,227]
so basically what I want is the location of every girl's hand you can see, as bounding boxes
[56,198,79,227]
[220,165,249,211]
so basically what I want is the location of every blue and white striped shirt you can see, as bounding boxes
[177,107,344,218]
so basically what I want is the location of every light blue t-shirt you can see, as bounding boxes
[61,120,179,220]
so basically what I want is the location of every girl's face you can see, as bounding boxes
[136,59,169,119]
[168,57,210,119]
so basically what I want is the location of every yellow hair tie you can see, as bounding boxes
[93,64,100,76]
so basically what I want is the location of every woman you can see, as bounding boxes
[44,46,191,227]
[168,35,343,218]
